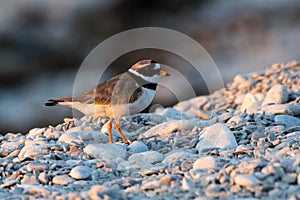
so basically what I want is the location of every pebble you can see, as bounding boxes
[52,175,74,185]
[162,150,195,164]
[196,123,238,152]
[234,174,259,187]
[69,165,91,179]
[0,142,23,156]
[260,104,292,115]
[21,174,40,185]
[38,172,50,184]
[241,93,260,112]
[18,144,44,158]
[227,115,246,126]
[274,115,300,127]
[88,185,122,200]
[141,118,201,138]
[26,162,47,172]
[28,128,46,136]
[128,151,164,165]
[128,141,149,153]
[205,184,229,199]
[78,130,109,143]
[58,132,83,144]
[193,156,217,170]
[0,178,18,189]
[84,144,126,162]
[262,84,288,106]
[23,185,50,196]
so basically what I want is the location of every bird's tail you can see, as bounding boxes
[44,97,73,106]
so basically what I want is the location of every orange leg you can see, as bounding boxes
[115,120,129,144]
[107,118,114,144]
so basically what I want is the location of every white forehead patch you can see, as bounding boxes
[128,69,160,83]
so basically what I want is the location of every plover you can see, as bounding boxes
[45,60,169,144]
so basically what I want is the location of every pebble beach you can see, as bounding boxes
[1,61,300,199]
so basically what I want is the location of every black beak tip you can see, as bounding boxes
[151,60,158,64]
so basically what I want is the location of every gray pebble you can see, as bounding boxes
[69,165,91,180]
[21,174,40,185]
[193,156,217,170]
[205,183,229,199]
[38,172,50,184]
[52,175,74,185]
[0,142,24,157]
[26,162,47,172]
[128,141,149,153]
[128,151,164,165]
[84,144,126,161]
[274,115,300,127]
[241,93,260,112]
[196,123,238,152]
[262,84,288,106]
[234,174,259,187]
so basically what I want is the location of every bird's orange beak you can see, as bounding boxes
[159,70,170,77]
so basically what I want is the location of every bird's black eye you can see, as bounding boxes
[151,60,158,64]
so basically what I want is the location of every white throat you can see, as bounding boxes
[129,69,160,83]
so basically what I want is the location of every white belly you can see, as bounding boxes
[58,88,156,119]
[96,88,155,118]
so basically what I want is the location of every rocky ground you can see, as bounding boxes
[0,61,300,199]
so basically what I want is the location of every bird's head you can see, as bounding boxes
[128,60,169,83]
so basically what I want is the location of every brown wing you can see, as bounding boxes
[45,72,142,106]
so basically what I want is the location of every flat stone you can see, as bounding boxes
[23,185,50,196]
[128,151,164,165]
[262,84,288,106]
[193,156,217,170]
[78,130,108,144]
[260,104,292,115]
[241,93,260,112]
[141,118,202,138]
[18,145,44,159]
[162,150,195,164]
[26,162,47,172]
[52,175,74,185]
[84,144,126,162]
[155,107,195,120]
[288,104,300,116]
[274,115,300,127]
[159,175,172,185]
[58,132,83,145]
[88,185,122,200]
[234,174,259,187]
[43,129,62,140]
[227,115,246,126]
[21,174,39,185]
[0,178,18,189]
[128,141,149,153]
[205,183,229,199]
[28,128,46,137]
[196,123,238,152]
[0,142,24,157]
[251,131,265,141]
[69,165,91,180]
[38,172,50,184]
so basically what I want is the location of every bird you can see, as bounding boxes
[45,60,169,144]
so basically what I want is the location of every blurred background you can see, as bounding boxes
[1,0,300,134]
